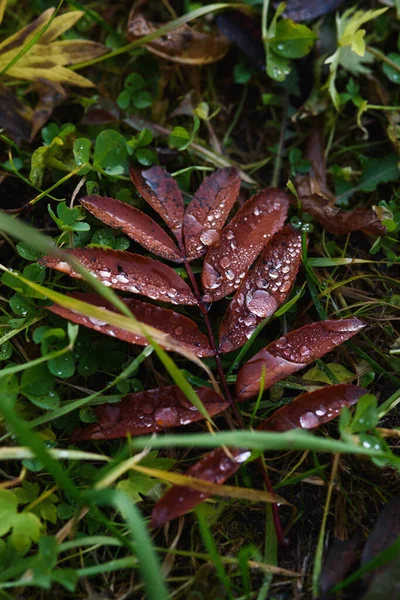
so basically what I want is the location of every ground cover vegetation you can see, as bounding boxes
[0,0,400,598]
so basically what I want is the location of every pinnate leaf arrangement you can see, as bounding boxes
[41,166,366,526]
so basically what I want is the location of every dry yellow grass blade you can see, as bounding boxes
[0,8,107,86]
[130,464,291,505]
[0,0,6,26]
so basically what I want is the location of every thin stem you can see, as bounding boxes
[184,258,287,545]
[271,88,289,188]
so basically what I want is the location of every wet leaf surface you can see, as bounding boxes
[258,384,367,431]
[46,292,213,356]
[127,13,230,65]
[219,225,302,352]
[73,386,228,441]
[80,195,183,262]
[300,194,387,237]
[130,166,185,240]
[319,532,362,598]
[201,188,289,302]
[236,318,365,400]
[151,447,251,528]
[183,167,241,260]
[40,248,197,305]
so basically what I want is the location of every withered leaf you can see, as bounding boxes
[80,195,183,262]
[40,248,197,305]
[202,188,289,302]
[219,225,302,353]
[216,10,265,70]
[151,447,251,528]
[130,166,184,241]
[278,0,345,22]
[295,123,335,202]
[46,292,213,357]
[72,386,228,441]
[127,14,230,65]
[361,497,400,584]
[0,83,32,142]
[236,318,365,400]
[258,384,367,432]
[183,167,241,260]
[300,194,387,237]
[0,9,107,87]
[319,533,362,599]
[30,79,67,141]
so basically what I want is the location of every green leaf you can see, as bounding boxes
[91,227,116,248]
[11,512,42,553]
[136,148,155,166]
[358,155,400,192]
[20,364,60,409]
[383,53,400,84]
[125,73,145,92]
[168,126,191,150]
[0,341,12,361]
[351,394,379,433]
[133,90,153,109]
[0,373,18,408]
[93,130,129,176]
[234,62,252,84]
[48,352,75,379]
[73,137,92,174]
[9,293,34,317]
[16,242,41,261]
[270,19,315,59]
[266,50,291,82]
[0,490,18,536]
[117,89,131,110]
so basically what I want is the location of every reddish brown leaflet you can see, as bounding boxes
[46,292,213,357]
[236,318,365,400]
[80,195,182,262]
[151,383,366,527]
[183,167,241,259]
[202,188,289,302]
[258,384,367,431]
[151,447,250,528]
[130,166,184,241]
[73,386,228,441]
[40,248,197,305]
[219,225,302,352]
[300,195,387,237]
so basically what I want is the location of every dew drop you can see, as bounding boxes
[88,316,107,327]
[299,345,311,358]
[220,256,231,269]
[175,326,183,336]
[299,412,320,429]
[154,406,179,427]
[225,269,235,281]
[246,290,278,318]
[200,229,220,246]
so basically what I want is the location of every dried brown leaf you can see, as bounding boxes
[80,195,182,262]
[319,532,362,598]
[300,194,387,236]
[130,166,184,241]
[47,292,213,357]
[219,225,302,352]
[258,384,367,431]
[127,14,230,65]
[202,188,289,302]
[236,318,365,400]
[30,79,67,141]
[183,167,241,260]
[40,248,197,305]
[72,386,228,441]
